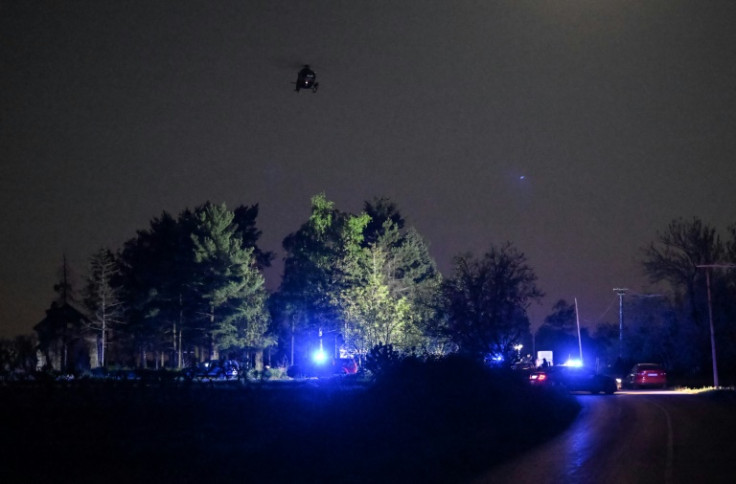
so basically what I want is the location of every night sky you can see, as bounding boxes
[2,1,735,338]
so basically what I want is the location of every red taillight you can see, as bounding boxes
[530,373,547,382]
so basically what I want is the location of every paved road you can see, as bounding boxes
[475,390,736,484]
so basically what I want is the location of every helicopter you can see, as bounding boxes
[295,64,319,93]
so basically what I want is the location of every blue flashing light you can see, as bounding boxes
[563,358,583,368]
[312,349,328,365]
[484,353,504,367]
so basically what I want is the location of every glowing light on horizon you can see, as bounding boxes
[312,349,327,364]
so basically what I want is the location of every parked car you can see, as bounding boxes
[529,365,617,394]
[338,357,358,375]
[184,360,240,381]
[623,363,667,389]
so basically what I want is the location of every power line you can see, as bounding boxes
[593,294,619,324]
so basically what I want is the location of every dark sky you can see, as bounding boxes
[2,0,735,338]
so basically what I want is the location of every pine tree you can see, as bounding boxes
[118,211,197,368]
[35,256,87,371]
[190,202,270,359]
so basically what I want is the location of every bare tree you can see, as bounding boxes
[84,248,123,367]
[641,217,723,325]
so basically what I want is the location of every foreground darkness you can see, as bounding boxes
[0,364,579,483]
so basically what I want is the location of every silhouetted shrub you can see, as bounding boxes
[363,343,402,378]
[286,364,302,378]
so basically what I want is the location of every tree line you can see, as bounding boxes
[7,196,736,383]
[534,217,736,382]
[26,194,543,374]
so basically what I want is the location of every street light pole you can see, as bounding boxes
[695,263,736,388]
[574,298,583,364]
[703,267,718,388]
[613,288,628,359]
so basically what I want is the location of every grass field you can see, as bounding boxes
[0,359,580,483]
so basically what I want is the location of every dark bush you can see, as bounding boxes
[353,354,580,481]
[286,364,302,378]
[363,343,402,378]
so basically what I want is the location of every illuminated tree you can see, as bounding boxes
[339,245,413,354]
[84,248,123,367]
[277,193,369,363]
[357,198,444,353]
[277,194,444,365]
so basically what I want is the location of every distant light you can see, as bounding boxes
[519,175,525,180]
[312,349,327,365]
[562,358,583,367]
[484,353,504,366]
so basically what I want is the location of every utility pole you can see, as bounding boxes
[695,263,736,388]
[574,298,583,363]
[613,288,628,359]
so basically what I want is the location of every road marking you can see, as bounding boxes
[651,400,674,484]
